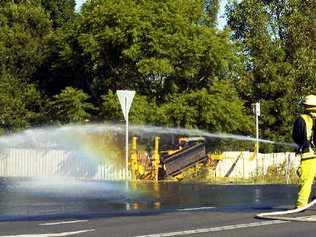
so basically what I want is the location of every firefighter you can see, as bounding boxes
[292,95,316,208]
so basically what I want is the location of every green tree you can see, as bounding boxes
[33,19,90,97]
[77,0,242,100]
[160,80,253,133]
[40,0,76,28]
[0,1,51,79]
[0,72,43,131]
[0,1,51,131]
[204,0,220,27]
[281,0,316,96]
[32,0,84,97]
[226,0,315,148]
[100,90,161,125]
[99,91,122,122]
[129,95,160,125]
[49,87,95,123]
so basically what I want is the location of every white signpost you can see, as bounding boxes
[253,102,260,176]
[116,90,135,183]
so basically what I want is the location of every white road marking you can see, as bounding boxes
[134,220,288,237]
[0,229,95,237]
[176,207,215,211]
[39,220,88,226]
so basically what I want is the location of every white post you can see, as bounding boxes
[125,99,129,181]
[285,153,291,184]
[116,90,135,187]
[254,102,260,176]
[256,109,259,175]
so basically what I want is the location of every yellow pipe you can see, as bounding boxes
[132,136,137,150]
[154,136,160,155]
[130,137,138,180]
[153,136,160,181]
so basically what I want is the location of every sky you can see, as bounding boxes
[75,0,85,11]
[75,0,228,29]
[217,0,228,29]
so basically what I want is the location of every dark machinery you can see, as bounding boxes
[160,137,208,178]
[130,136,214,181]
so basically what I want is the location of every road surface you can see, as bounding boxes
[1,205,316,237]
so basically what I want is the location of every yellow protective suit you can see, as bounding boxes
[295,114,316,208]
[296,158,316,208]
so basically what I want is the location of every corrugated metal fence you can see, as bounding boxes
[0,148,299,180]
[0,148,127,180]
[215,151,299,179]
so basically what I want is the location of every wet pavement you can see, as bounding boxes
[1,177,316,237]
[0,177,306,219]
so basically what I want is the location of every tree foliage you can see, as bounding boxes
[227,0,315,148]
[0,72,43,131]
[77,0,242,100]
[0,0,314,152]
[99,81,252,134]
[0,1,51,131]
[160,81,253,133]
[100,90,161,125]
[0,1,51,79]
[49,87,95,123]
[40,0,76,29]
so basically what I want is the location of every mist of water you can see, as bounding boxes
[0,123,297,216]
[129,125,297,148]
[0,123,296,149]
[0,124,124,149]
[12,177,128,198]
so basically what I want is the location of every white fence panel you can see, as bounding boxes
[0,148,125,181]
[0,148,300,180]
[215,151,299,178]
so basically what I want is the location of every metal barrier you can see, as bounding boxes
[215,152,298,179]
[0,148,298,181]
[0,148,126,181]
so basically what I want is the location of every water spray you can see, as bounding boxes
[129,125,297,148]
[0,123,297,149]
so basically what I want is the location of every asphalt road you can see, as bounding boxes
[2,180,316,236]
[1,206,316,237]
